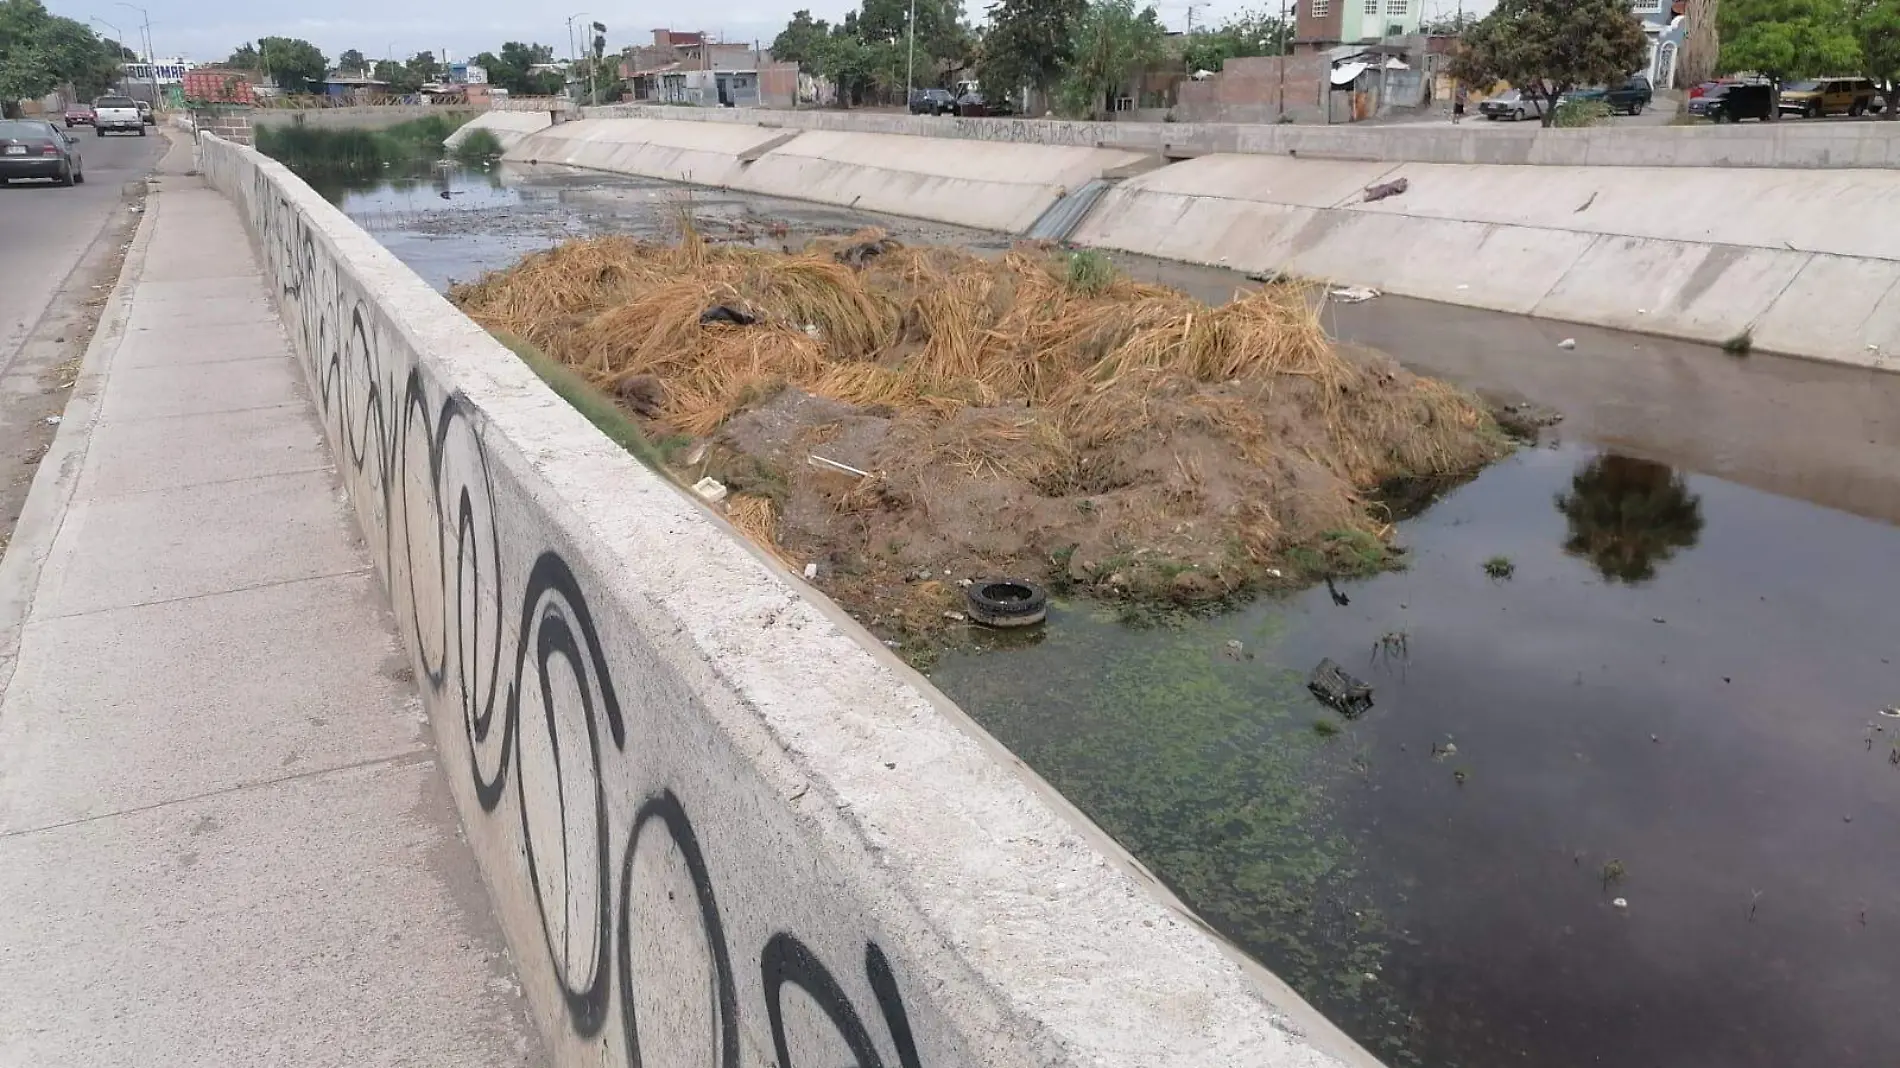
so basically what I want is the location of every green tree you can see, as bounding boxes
[770,10,833,65]
[1182,7,1288,74]
[258,36,327,93]
[1056,0,1164,116]
[226,42,260,69]
[1850,0,1900,117]
[473,42,564,95]
[813,33,880,105]
[978,0,1087,109]
[1555,455,1705,584]
[405,50,440,84]
[1449,0,1649,127]
[337,48,366,75]
[372,58,423,94]
[0,1,125,114]
[1718,0,1859,117]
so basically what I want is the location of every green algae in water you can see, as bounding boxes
[929,603,1403,1039]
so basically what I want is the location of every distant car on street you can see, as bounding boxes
[92,95,144,136]
[136,99,155,125]
[63,105,94,127]
[1478,89,1546,122]
[1687,83,1774,122]
[1779,77,1878,117]
[908,88,956,115]
[0,119,85,187]
[1563,75,1653,115]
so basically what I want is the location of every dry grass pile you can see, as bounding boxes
[453,228,1507,635]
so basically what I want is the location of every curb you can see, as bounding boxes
[0,165,165,694]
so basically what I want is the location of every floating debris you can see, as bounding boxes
[1308,657,1374,717]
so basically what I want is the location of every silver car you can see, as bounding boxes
[1478,89,1547,122]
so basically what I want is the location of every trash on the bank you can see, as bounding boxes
[43,416,61,426]
[1330,285,1380,304]
[808,454,871,479]
[692,476,728,503]
[802,562,818,580]
[1308,657,1374,717]
[1878,706,1900,718]
[699,305,757,326]
[1362,177,1409,202]
[1612,897,1629,910]
[1558,338,1578,350]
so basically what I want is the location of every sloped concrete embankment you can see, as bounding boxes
[190,130,1381,1068]
[444,109,557,153]
[249,104,481,131]
[508,117,1149,233]
[1073,155,1900,370]
[507,112,1900,368]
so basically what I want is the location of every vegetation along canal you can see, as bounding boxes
[298,158,1900,1068]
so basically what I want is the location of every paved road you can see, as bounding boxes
[0,127,161,371]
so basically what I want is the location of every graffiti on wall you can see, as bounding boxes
[235,158,925,1068]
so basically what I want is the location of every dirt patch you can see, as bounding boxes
[453,228,1509,648]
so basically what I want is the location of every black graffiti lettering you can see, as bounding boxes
[236,156,923,1066]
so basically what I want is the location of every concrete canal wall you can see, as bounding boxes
[454,108,1900,371]
[442,108,555,153]
[191,128,1381,1068]
[586,102,1900,171]
[249,104,481,131]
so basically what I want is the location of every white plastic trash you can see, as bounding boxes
[693,477,729,503]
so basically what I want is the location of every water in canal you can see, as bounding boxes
[324,162,1900,1068]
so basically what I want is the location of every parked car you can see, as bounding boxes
[1564,74,1653,115]
[1478,89,1547,122]
[908,88,956,115]
[136,99,154,125]
[1687,82,1774,122]
[1779,76,1878,117]
[956,90,1010,116]
[92,95,144,136]
[63,105,94,127]
[0,119,84,186]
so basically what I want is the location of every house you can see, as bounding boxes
[1638,0,1688,88]
[1295,0,1423,52]
[316,74,390,101]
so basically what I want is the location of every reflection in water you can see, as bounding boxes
[1554,454,1705,583]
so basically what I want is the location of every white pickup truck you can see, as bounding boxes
[92,96,145,137]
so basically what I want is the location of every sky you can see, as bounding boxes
[47,0,1498,68]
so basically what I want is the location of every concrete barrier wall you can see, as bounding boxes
[1073,155,1900,368]
[510,118,1149,233]
[192,130,1379,1068]
[445,109,557,153]
[250,105,480,131]
[590,103,1900,170]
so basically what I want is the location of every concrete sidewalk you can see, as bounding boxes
[0,140,542,1066]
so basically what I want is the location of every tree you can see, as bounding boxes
[1680,0,1722,86]
[337,48,366,75]
[258,36,327,94]
[770,10,833,65]
[1555,455,1704,584]
[405,50,440,85]
[372,59,422,94]
[1851,0,1900,117]
[474,42,564,95]
[0,0,126,114]
[1718,0,1858,117]
[226,42,260,69]
[1182,7,1288,74]
[978,0,1086,109]
[1448,0,1649,127]
[1056,0,1164,116]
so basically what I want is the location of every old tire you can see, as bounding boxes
[965,580,1048,628]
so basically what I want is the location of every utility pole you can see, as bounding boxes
[1277,0,1288,115]
[905,0,917,107]
[565,12,588,102]
[116,3,155,107]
